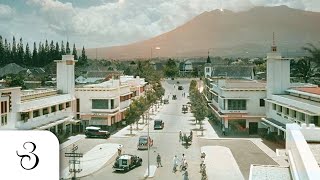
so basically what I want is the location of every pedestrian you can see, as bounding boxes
[222,126,226,136]
[117,145,122,156]
[182,170,189,180]
[179,130,182,142]
[157,153,163,167]
[173,155,179,173]
[180,154,186,171]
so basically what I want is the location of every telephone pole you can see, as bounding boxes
[65,144,83,180]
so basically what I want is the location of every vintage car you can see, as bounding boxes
[164,99,169,104]
[182,105,188,113]
[85,126,110,138]
[172,95,177,100]
[113,154,142,172]
[137,135,153,150]
[154,119,164,130]
[178,86,183,90]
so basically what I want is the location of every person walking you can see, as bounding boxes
[157,153,163,167]
[182,170,189,180]
[117,145,122,156]
[173,155,179,173]
[222,126,226,136]
[180,154,186,171]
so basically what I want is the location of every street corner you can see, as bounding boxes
[144,165,157,178]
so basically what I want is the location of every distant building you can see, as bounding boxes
[75,71,123,84]
[204,65,254,79]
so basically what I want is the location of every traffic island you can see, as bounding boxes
[61,143,120,179]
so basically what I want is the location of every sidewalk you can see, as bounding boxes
[61,143,120,179]
[196,118,219,138]
[201,146,245,180]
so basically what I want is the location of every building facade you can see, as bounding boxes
[204,77,266,135]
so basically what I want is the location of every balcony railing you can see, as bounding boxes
[16,109,72,130]
[91,107,119,113]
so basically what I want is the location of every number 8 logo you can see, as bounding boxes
[16,142,39,170]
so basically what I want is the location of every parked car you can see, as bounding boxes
[178,86,183,90]
[164,99,169,104]
[182,105,188,113]
[85,126,110,138]
[113,154,142,172]
[154,119,164,130]
[137,135,153,150]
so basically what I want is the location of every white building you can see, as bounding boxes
[75,75,147,131]
[261,39,320,139]
[0,55,78,135]
[204,77,266,135]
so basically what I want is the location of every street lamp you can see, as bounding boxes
[151,46,161,59]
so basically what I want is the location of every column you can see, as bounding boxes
[28,111,33,120]
[277,128,281,135]
[48,106,52,114]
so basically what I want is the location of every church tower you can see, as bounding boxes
[266,33,291,98]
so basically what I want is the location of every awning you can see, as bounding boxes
[262,118,286,131]
[265,99,317,116]
[36,116,72,130]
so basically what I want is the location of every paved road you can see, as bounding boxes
[82,79,201,180]
[60,78,278,180]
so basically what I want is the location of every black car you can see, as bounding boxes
[178,86,183,90]
[154,119,164,130]
[113,154,142,172]
[85,126,110,138]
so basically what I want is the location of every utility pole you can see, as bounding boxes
[65,144,83,180]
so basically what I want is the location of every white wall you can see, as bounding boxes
[286,124,320,180]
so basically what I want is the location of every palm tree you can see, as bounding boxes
[291,58,317,83]
[302,43,320,68]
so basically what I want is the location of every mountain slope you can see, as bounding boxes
[86,5,320,59]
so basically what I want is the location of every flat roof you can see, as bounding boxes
[250,165,292,180]
[308,143,320,167]
[278,95,320,110]
[295,87,320,95]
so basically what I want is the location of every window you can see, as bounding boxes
[59,104,63,110]
[111,99,115,109]
[286,108,289,115]
[33,110,40,118]
[227,100,246,110]
[259,99,265,107]
[293,110,296,118]
[92,99,109,109]
[206,67,210,73]
[272,104,276,110]
[66,102,70,108]
[43,108,48,115]
[51,106,56,112]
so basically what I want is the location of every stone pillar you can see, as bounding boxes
[277,128,281,135]
[29,111,33,120]
[48,106,52,114]
[39,109,43,116]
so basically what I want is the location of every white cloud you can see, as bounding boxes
[0,4,15,19]
[3,0,320,48]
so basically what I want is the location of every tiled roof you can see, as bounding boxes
[295,87,320,95]
[211,65,253,78]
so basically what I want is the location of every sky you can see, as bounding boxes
[0,0,320,49]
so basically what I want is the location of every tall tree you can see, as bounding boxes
[302,43,320,68]
[17,38,24,65]
[164,58,179,77]
[8,42,12,63]
[55,42,60,59]
[32,42,38,67]
[79,46,87,65]
[0,36,3,66]
[72,43,77,60]
[49,40,55,62]
[11,36,17,63]
[3,39,9,64]
[66,41,70,54]
[25,43,32,66]
[44,40,49,64]
[61,41,65,55]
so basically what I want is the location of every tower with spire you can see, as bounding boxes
[266,33,291,99]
